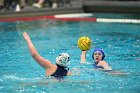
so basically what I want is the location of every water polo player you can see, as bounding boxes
[80,47,112,70]
[23,32,71,80]
[92,48,112,70]
[81,48,128,76]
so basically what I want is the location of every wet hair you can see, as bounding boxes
[92,48,105,60]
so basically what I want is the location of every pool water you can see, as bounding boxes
[0,14,140,93]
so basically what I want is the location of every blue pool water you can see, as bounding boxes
[0,14,140,93]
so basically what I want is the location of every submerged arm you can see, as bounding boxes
[23,32,53,69]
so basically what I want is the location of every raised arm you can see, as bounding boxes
[23,32,53,69]
[80,51,87,63]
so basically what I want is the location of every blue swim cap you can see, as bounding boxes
[92,48,105,60]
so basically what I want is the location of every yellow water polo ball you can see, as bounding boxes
[77,36,92,51]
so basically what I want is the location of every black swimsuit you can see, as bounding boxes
[51,64,69,79]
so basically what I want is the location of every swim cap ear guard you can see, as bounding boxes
[56,53,70,67]
[92,48,105,60]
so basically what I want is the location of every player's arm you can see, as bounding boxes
[23,32,53,69]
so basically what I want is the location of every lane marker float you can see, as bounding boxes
[97,18,140,24]
[54,13,93,18]
[0,13,140,24]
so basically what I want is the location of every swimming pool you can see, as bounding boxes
[0,13,140,93]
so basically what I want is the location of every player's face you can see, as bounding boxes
[94,51,103,62]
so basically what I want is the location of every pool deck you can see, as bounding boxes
[0,0,140,19]
[83,0,140,14]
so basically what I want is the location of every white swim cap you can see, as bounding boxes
[56,53,70,67]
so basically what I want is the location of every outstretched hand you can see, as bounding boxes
[23,32,30,41]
